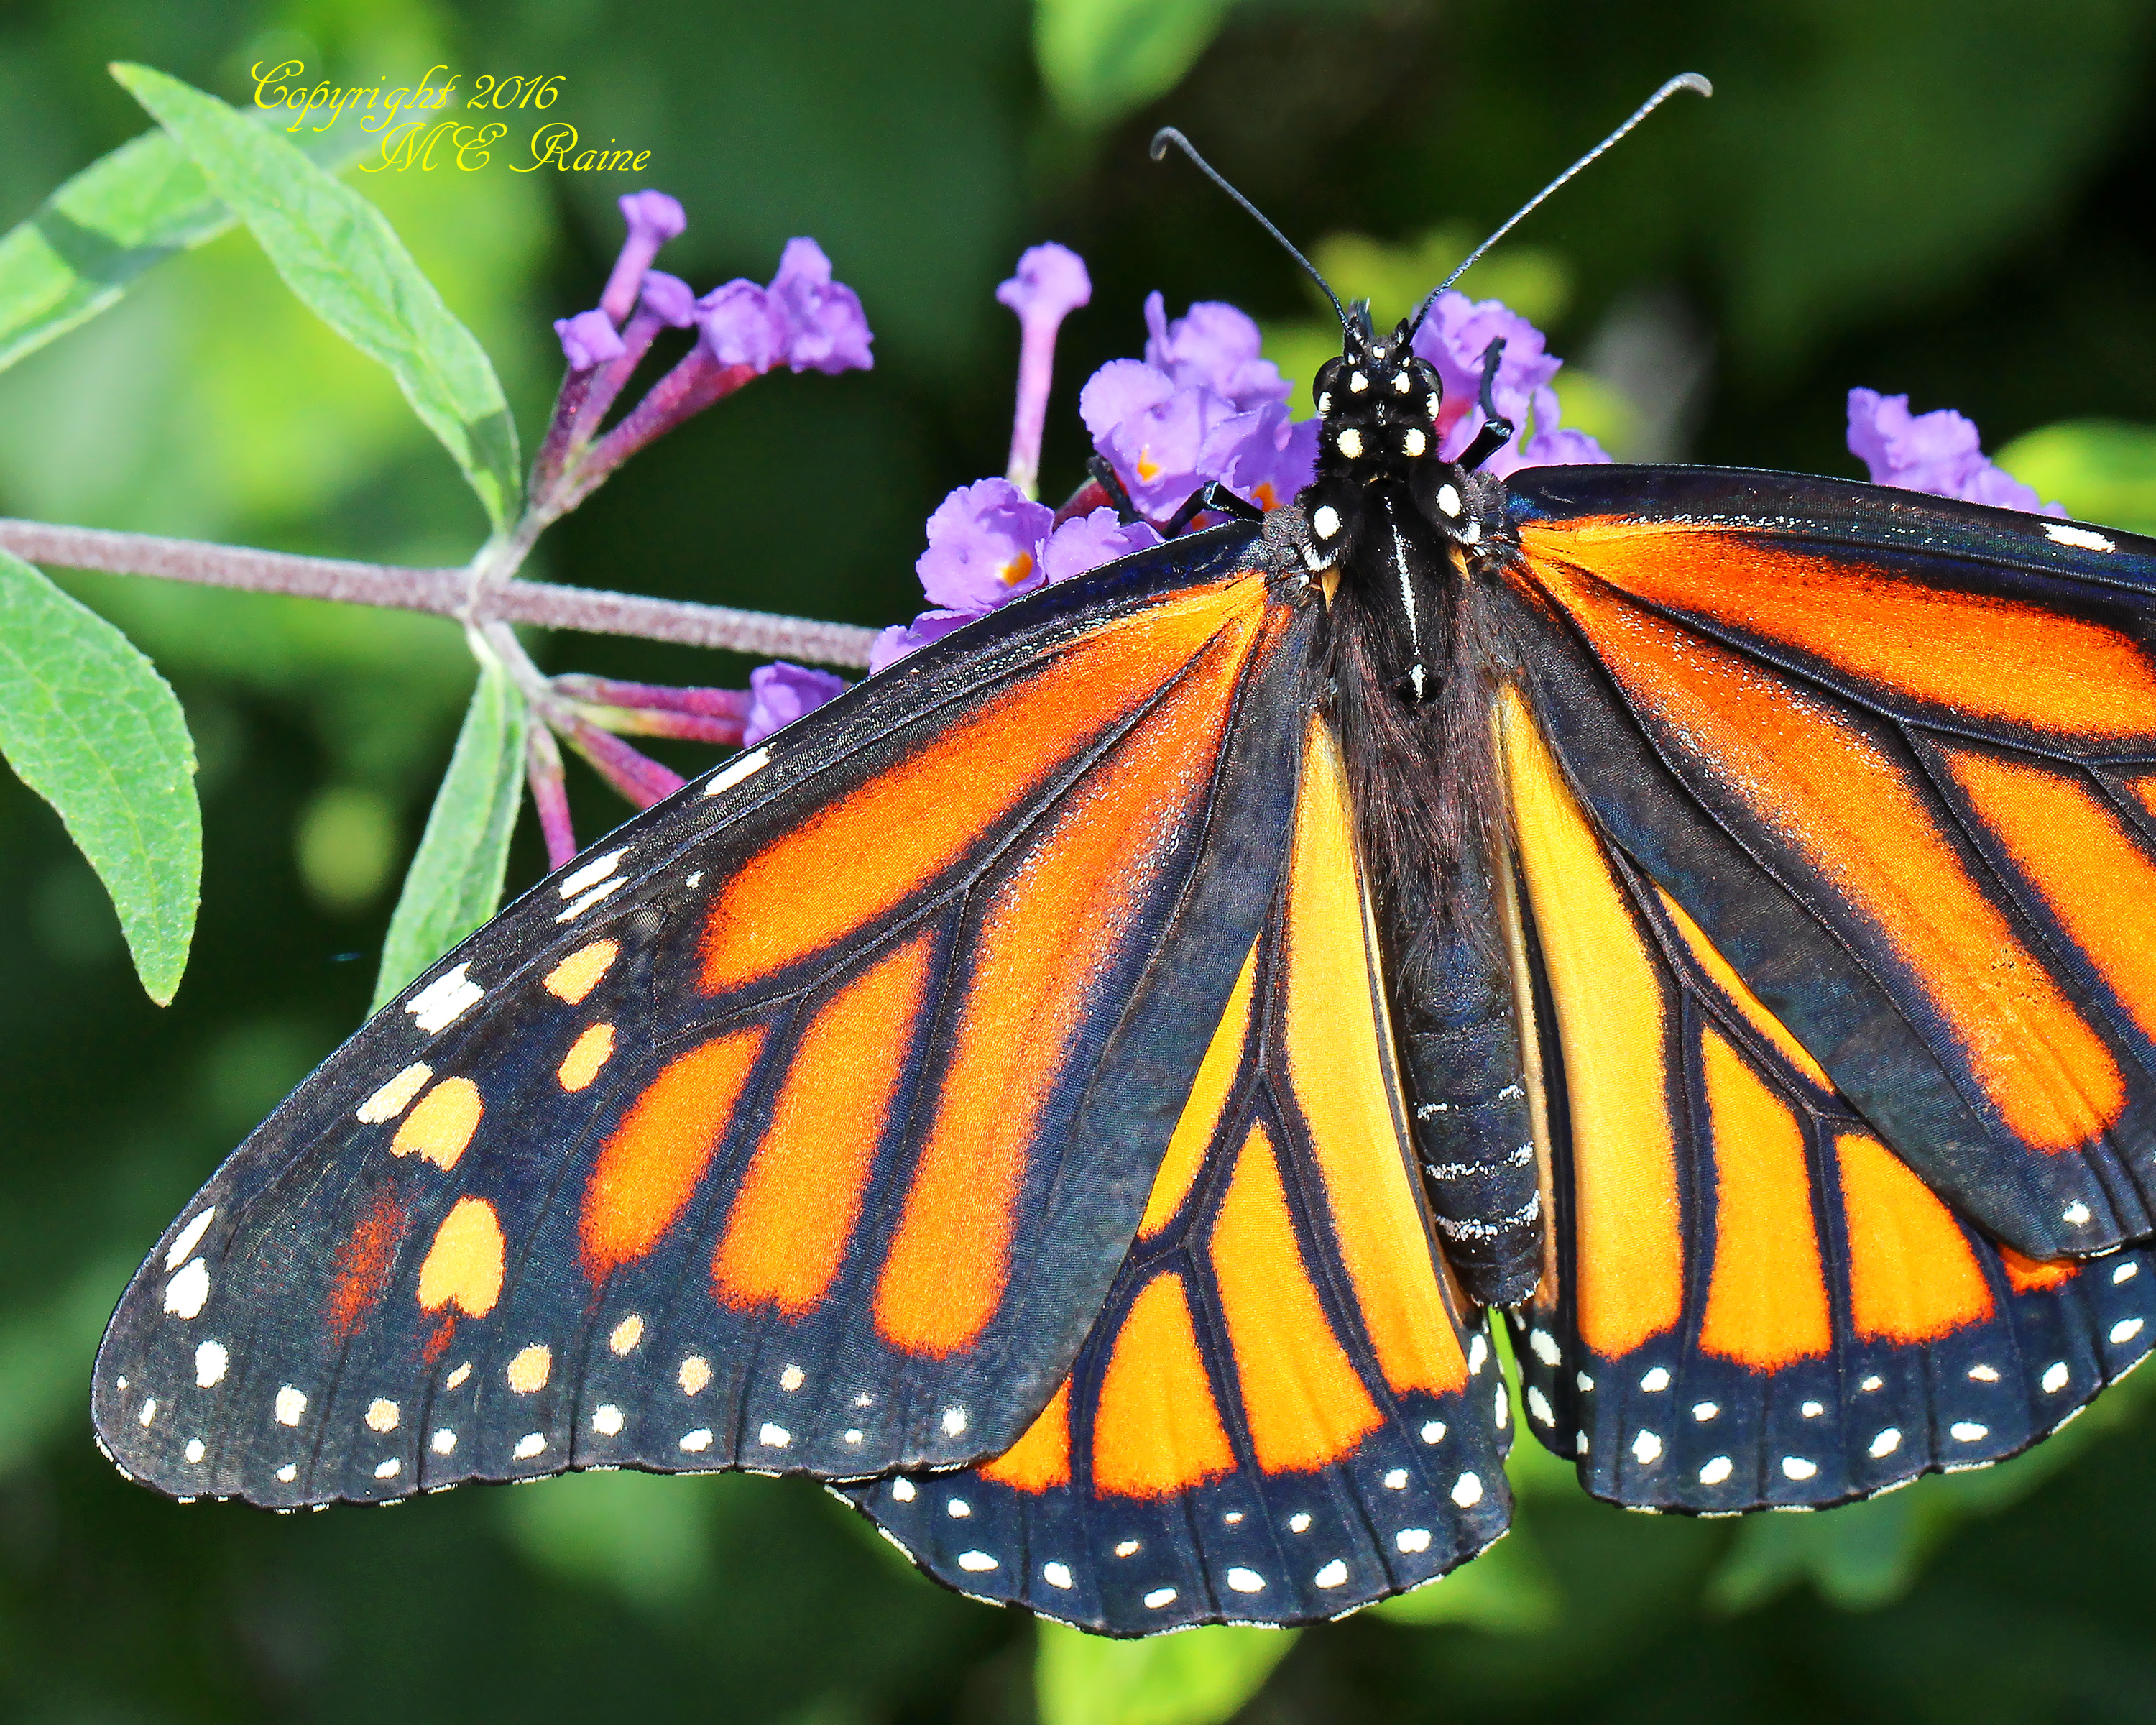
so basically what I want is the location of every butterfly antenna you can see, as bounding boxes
[1151,126,1352,336]
[1405,72,1712,339]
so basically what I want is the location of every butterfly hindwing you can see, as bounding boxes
[93,525,1325,1506]
[1504,467,2156,1264]
[1498,663,2156,1512]
[847,709,1511,1634]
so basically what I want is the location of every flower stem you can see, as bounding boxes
[0,517,877,668]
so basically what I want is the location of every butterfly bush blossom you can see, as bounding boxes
[1846,387,2064,515]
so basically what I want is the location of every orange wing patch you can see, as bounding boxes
[700,586,1260,995]
[1091,1272,1236,1498]
[1502,688,1683,1356]
[1696,1025,1833,1369]
[390,1077,483,1170]
[979,1380,1072,1493]
[1516,522,2156,749]
[872,627,1256,1358]
[1210,1121,1383,1472]
[1139,940,1259,1240]
[1281,717,1468,1398]
[1999,1244,2079,1294]
[581,1026,767,1279]
[713,931,935,1315]
[1531,569,2124,1156]
[1934,743,2156,1047]
[326,1188,405,1340]
[416,1197,505,1318]
[1835,1129,1994,1342]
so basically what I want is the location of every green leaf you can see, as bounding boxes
[0,112,374,376]
[1996,419,2156,538]
[111,62,522,532]
[0,549,198,1003]
[371,659,528,1012]
[1036,1622,1295,1725]
[1036,0,1240,131]
[1372,1531,1562,1632]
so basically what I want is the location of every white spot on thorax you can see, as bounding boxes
[1337,428,1364,460]
[1392,371,1411,394]
[1314,1559,1349,1588]
[194,1340,229,1388]
[2045,522,2116,553]
[1348,371,1368,393]
[558,849,627,899]
[1313,505,1341,540]
[164,1258,211,1320]
[166,1209,216,1269]
[1401,427,1427,458]
[703,747,771,798]
[274,1386,307,1426]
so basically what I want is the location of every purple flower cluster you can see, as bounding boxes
[1411,293,1609,475]
[1846,388,2062,515]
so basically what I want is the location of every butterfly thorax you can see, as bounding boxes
[1279,312,1542,1307]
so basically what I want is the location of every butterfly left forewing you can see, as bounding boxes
[94,526,1322,1506]
[1497,681,2156,1512]
[847,710,1511,1633]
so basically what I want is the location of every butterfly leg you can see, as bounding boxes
[1450,337,1517,474]
[1393,855,1541,1308]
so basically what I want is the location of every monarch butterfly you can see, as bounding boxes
[91,86,2156,1639]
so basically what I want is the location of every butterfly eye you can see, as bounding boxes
[1312,356,1343,414]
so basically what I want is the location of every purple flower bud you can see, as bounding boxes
[1846,388,2063,515]
[768,239,875,375]
[1041,508,1160,584]
[742,661,849,747]
[1514,420,1611,469]
[601,190,688,325]
[637,270,698,328]
[697,280,788,371]
[1079,359,1235,518]
[1143,294,1289,411]
[1203,399,1319,512]
[555,308,626,372]
[868,607,974,675]
[916,478,1055,612]
[997,243,1092,500]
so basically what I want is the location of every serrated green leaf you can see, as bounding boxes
[372,660,528,1012]
[112,62,522,532]
[1036,1622,1295,1725]
[1036,0,1240,131]
[0,111,374,376]
[0,549,198,1003]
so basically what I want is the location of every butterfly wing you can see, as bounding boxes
[93,524,1323,1506]
[844,708,1511,1633]
[1492,469,2156,1508]
[1503,467,2156,1262]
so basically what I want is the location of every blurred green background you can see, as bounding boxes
[6,0,2156,1720]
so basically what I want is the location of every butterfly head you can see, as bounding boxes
[1309,316,1444,488]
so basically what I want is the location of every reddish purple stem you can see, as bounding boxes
[525,722,578,870]
[556,714,687,809]
[552,674,753,718]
